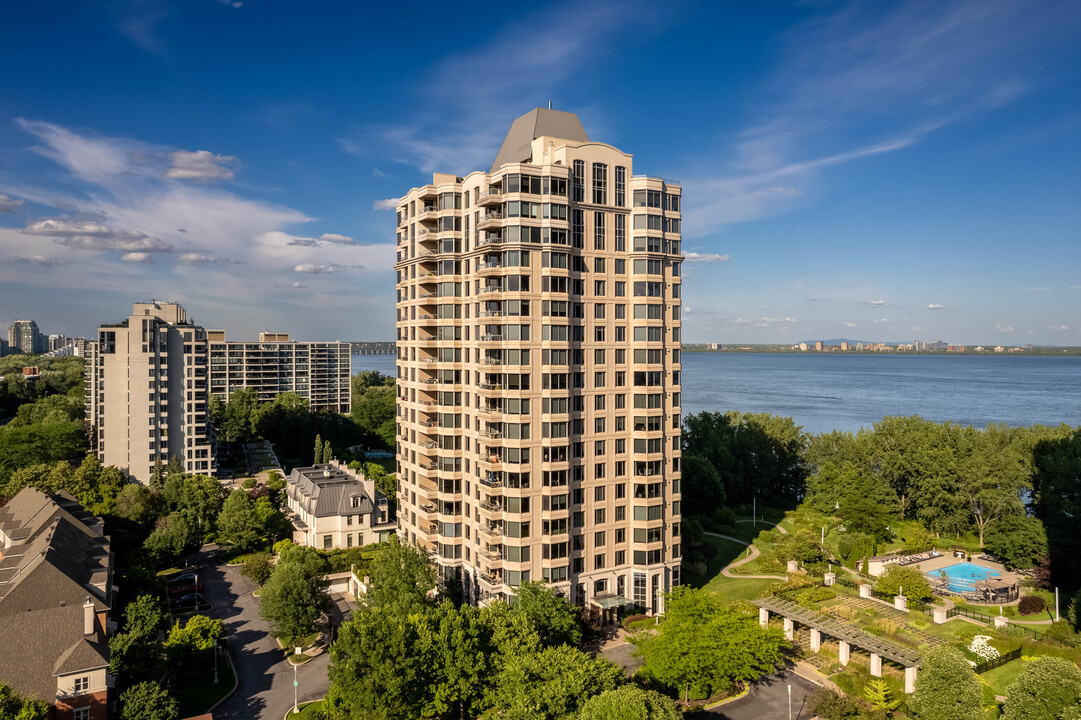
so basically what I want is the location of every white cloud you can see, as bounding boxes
[734,316,797,328]
[869,299,886,306]
[8,255,67,266]
[122,252,154,264]
[927,303,948,310]
[294,264,353,274]
[286,232,358,247]
[371,168,387,178]
[372,198,399,211]
[841,321,857,328]
[996,322,1014,333]
[683,252,730,263]
[178,253,242,266]
[1049,324,1069,331]
[22,218,173,252]
[0,194,23,213]
[163,150,237,182]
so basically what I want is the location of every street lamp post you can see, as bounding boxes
[213,639,218,685]
[788,683,792,720]
[293,660,299,715]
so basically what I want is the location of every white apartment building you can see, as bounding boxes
[86,302,215,484]
[207,331,351,413]
[394,108,683,614]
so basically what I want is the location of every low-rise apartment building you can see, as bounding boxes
[0,488,114,719]
[285,461,395,549]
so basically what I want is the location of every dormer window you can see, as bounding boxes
[351,496,359,509]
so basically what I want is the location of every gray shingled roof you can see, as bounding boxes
[286,464,377,518]
[490,108,590,172]
[0,605,108,703]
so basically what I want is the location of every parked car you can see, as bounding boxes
[169,583,204,596]
[174,593,202,607]
[168,571,197,586]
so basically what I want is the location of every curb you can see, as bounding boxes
[205,643,240,715]
[284,696,326,720]
[704,685,750,709]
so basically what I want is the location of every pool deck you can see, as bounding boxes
[910,556,1019,603]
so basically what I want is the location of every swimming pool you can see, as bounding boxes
[928,562,1001,593]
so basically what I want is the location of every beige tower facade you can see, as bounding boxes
[394,109,683,612]
[86,302,215,484]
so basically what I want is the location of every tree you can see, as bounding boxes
[217,489,260,551]
[489,644,623,720]
[240,551,273,585]
[873,565,932,602]
[116,483,156,526]
[323,439,333,463]
[314,433,324,464]
[512,581,581,647]
[124,594,166,638]
[0,682,49,720]
[633,586,788,702]
[149,458,165,492]
[120,681,178,720]
[909,645,982,720]
[165,615,224,671]
[863,678,900,710]
[955,424,1029,546]
[143,512,200,564]
[259,562,331,644]
[166,454,184,478]
[1002,656,1081,720]
[326,603,436,720]
[578,685,682,720]
[983,514,1049,569]
[363,536,437,612]
[679,453,725,516]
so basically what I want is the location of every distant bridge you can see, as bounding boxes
[349,341,396,355]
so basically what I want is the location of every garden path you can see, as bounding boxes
[706,532,787,580]
[735,518,788,534]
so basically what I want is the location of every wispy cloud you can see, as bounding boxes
[683,252,730,263]
[22,219,173,252]
[868,299,887,306]
[178,253,242,266]
[372,198,399,211]
[340,1,666,174]
[927,303,950,310]
[8,255,67,266]
[294,263,355,274]
[286,233,359,247]
[0,194,23,213]
[734,316,797,328]
[682,0,1078,234]
[996,322,1014,333]
[841,321,857,328]
[121,252,154,264]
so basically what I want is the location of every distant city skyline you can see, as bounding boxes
[1,1,1079,344]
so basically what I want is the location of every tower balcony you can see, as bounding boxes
[478,188,503,206]
[477,211,503,229]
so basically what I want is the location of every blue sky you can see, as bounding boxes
[1,0,1079,345]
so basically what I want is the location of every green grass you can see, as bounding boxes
[175,660,236,717]
[703,521,763,544]
[287,699,326,718]
[686,536,747,590]
[980,658,1028,697]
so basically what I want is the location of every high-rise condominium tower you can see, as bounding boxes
[8,319,45,355]
[394,109,683,613]
[87,302,216,484]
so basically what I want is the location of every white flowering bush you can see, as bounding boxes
[968,635,1000,662]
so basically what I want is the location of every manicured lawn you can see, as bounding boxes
[704,575,775,605]
[980,657,1028,697]
[686,536,747,590]
[288,699,326,718]
[175,659,236,717]
[703,520,764,544]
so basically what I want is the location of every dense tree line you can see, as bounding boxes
[0,354,85,417]
[682,412,1081,587]
[325,540,679,720]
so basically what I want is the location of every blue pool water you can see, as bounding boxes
[930,562,1001,593]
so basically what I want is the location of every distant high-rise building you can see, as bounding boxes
[207,331,351,413]
[394,108,683,612]
[814,341,823,351]
[8,319,45,355]
[86,302,216,484]
[840,341,849,351]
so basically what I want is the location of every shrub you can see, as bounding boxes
[1044,620,1081,648]
[807,688,862,720]
[710,507,737,527]
[793,586,836,607]
[1018,594,1046,615]
[622,613,650,629]
[872,565,932,602]
[242,478,256,489]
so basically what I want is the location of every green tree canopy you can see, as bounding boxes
[0,682,49,720]
[259,561,331,643]
[512,581,581,648]
[488,644,624,720]
[1001,656,1081,720]
[217,488,261,552]
[634,586,788,702]
[873,565,932,602]
[363,536,437,612]
[578,685,682,720]
[983,514,1048,569]
[120,680,178,720]
[909,645,983,720]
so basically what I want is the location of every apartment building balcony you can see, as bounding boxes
[477,211,503,229]
[477,284,503,295]
[478,571,503,589]
[479,333,504,344]
[477,232,503,248]
[478,188,502,206]
[477,260,504,276]
[479,524,503,540]
[479,404,504,418]
[478,500,503,519]
[479,473,503,489]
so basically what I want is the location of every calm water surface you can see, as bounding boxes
[353,352,1081,436]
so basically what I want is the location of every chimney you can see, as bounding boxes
[323,467,330,478]
[83,596,95,637]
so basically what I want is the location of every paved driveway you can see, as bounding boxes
[705,670,819,720]
[192,547,346,719]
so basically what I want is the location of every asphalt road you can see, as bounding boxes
[705,670,819,720]
[193,546,343,720]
